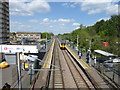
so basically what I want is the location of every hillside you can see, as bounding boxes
[60,15,120,56]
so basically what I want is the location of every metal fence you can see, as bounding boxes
[94,62,120,87]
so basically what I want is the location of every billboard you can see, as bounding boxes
[0,45,38,53]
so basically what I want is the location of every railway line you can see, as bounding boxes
[48,40,94,89]
[62,50,94,89]
[32,39,118,89]
[49,40,64,88]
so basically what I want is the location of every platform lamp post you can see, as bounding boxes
[86,39,92,66]
[89,40,92,66]
[89,40,92,52]
[46,34,47,52]
[77,35,79,54]
[86,39,92,52]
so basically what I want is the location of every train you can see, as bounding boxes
[60,42,66,50]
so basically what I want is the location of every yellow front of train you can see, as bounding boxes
[60,43,66,50]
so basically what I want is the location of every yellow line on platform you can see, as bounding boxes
[42,39,55,69]
[66,46,91,69]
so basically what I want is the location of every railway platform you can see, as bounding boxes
[65,45,118,89]
[32,39,55,88]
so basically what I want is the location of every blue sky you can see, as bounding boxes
[10,0,119,35]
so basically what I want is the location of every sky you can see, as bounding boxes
[9,0,119,35]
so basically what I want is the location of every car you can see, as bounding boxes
[0,61,9,68]
[96,57,105,63]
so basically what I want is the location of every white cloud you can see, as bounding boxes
[97,17,110,21]
[43,18,49,22]
[75,27,80,30]
[58,18,74,22]
[62,0,119,15]
[10,21,34,32]
[10,18,77,34]
[40,18,51,25]
[28,0,50,13]
[29,19,39,23]
[10,19,78,34]
[10,0,50,16]
[72,23,80,26]
[62,2,80,8]
[41,18,74,24]
[62,3,69,8]
[80,0,119,15]
[86,17,110,26]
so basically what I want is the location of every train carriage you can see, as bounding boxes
[60,42,66,50]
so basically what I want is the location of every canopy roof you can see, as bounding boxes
[94,50,117,57]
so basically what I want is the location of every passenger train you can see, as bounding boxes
[60,42,66,50]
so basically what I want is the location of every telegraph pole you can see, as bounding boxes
[89,40,91,50]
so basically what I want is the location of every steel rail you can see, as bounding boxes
[48,39,64,89]
[62,50,94,89]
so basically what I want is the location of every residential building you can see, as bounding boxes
[0,0,9,44]
[10,32,41,42]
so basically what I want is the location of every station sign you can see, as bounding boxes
[0,45,38,53]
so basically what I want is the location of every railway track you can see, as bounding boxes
[62,50,94,89]
[49,40,64,89]
[48,40,94,89]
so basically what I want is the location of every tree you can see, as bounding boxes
[59,15,120,55]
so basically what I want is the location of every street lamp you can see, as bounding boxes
[86,39,92,51]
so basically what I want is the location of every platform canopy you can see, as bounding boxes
[94,50,117,57]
